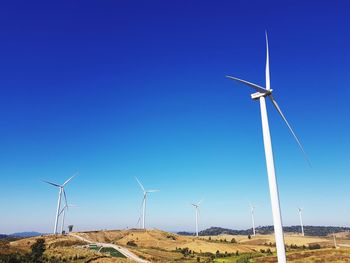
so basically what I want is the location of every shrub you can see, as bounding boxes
[127,240,138,247]
[166,235,176,240]
[309,243,321,250]
[179,247,190,256]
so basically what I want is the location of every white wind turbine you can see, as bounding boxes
[135,177,159,229]
[298,207,304,236]
[43,174,76,234]
[226,32,309,263]
[192,200,202,237]
[250,203,256,237]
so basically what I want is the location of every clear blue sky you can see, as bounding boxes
[0,1,349,234]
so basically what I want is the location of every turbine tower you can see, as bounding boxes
[60,189,68,234]
[226,32,309,263]
[298,207,304,236]
[60,191,76,234]
[135,177,159,229]
[43,174,76,234]
[250,203,256,237]
[192,200,202,237]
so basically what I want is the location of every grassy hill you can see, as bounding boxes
[1,229,350,262]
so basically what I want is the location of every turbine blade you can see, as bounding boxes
[63,189,68,211]
[268,95,311,166]
[147,189,159,193]
[62,173,77,187]
[265,31,271,90]
[42,180,60,188]
[135,177,145,192]
[136,216,141,227]
[59,207,65,216]
[226,75,269,94]
[197,199,204,206]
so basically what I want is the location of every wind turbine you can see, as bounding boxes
[135,177,159,229]
[192,200,202,237]
[43,174,76,234]
[226,32,309,263]
[250,203,256,237]
[298,207,304,236]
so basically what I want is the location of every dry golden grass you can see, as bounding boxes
[129,247,184,262]
[5,234,129,262]
[79,229,264,253]
[255,248,350,263]
[200,233,332,247]
[4,230,349,262]
[10,234,86,249]
[76,229,340,259]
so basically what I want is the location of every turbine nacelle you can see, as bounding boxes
[251,90,272,100]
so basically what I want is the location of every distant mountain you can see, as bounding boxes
[10,232,43,237]
[198,227,251,236]
[177,231,194,236]
[0,234,8,239]
[254,226,350,236]
[178,226,350,237]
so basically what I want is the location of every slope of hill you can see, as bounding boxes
[2,229,350,262]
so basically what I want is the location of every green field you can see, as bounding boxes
[88,244,126,258]
[100,247,126,258]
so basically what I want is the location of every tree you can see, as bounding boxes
[30,238,46,262]
[248,234,251,239]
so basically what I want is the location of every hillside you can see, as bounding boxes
[2,229,350,262]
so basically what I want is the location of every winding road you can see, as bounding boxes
[69,233,149,263]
